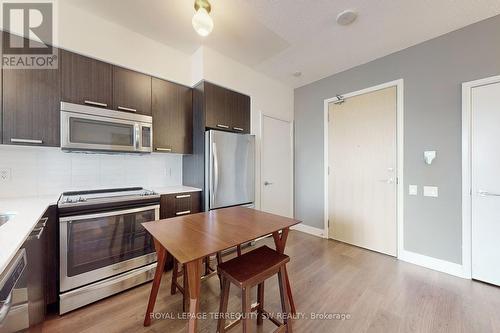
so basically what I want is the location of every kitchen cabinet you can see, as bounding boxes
[202,81,251,133]
[61,50,113,108]
[152,78,193,154]
[229,91,251,133]
[160,191,201,219]
[113,66,152,116]
[2,65,60,146]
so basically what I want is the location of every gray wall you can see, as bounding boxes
[294,15,500,264]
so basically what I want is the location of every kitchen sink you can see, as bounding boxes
[0,212,17,227]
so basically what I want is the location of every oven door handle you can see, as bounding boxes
[59,205,160,222]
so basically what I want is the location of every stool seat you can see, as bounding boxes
[217,246,293,332]
[218,246,289,288]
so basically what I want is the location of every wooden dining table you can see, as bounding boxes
[141,206,300,332]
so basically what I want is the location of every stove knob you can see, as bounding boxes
[78,197,87,202]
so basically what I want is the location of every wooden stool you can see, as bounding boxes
[170,245,242,312]
[217,245,292,333]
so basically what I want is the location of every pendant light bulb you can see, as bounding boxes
[192,1,213,37]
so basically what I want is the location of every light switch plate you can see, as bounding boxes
[423,186,438,197]
[409,185,418,195]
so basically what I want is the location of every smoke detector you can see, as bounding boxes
[336,10,357,26]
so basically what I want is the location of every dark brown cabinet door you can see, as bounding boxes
[152,78,193,154]
[2,66,61,146]
[113,66,152,116]
[61,50,112,108]
[204,82,231,131]
[229,91,250,133]
[203,82,250,133]
[160,191,201,219]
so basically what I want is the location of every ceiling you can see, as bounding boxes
[65,0,500,88]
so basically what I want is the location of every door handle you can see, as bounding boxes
[117,106,137,113]
[478,191,500,197]
[213,142,219,204]
[379,178,394,184]
[264,181,273,186]
[11,138,43,144]
[84,100,107,108]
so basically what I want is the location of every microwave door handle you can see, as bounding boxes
[134,124,140,150]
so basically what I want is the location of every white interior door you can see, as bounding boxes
[261,115,293,217]
[328,87,397,256]
[471,81,500,286]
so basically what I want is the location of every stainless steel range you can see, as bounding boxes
[58,187,160,314]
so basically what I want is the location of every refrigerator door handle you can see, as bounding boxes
[213,142,219,205]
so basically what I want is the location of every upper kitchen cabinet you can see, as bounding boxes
[152,78,193,154]
[60,50,113,108]
[229,91,251,133]
[113,66,152,116]
[204,82,231,130]
[200,81,251,133]
[2,65,61,147]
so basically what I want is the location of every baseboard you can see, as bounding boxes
[398,250,469,279]
[291,223,326,238]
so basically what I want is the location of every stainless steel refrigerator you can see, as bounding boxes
[205,130,255,210]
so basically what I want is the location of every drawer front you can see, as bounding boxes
[160,191,201,219]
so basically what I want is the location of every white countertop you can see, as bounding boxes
[0,194,59,273]
[0,185,201,274]
[153,186,202,195]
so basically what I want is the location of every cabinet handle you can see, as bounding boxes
[233,127,244,131]
[117,106,137,113]
[175,194,191,199]
[84,100,108,107]
[11,138,43,144]
[155,147,172,152]
[176,210,191,216]
[217,124,229,129]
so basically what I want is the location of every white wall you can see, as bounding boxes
[0,145,182,199]
[191,47,294,209]
[57,2,192,85]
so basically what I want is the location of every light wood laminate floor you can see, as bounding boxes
[41,231,500,333]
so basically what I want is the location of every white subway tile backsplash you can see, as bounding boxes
[0,146,183,198]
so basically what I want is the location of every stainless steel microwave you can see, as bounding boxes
[60,102,152,153]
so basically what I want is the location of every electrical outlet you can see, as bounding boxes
[0,167,12,182]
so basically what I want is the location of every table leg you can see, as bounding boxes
[144,239,168,326]
[272,228,296,315]
[186,259,202,333]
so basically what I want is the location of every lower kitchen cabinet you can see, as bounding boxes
[160,191,201,219]
[160,191,201,270]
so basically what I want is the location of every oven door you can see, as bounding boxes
[59,205,159,292]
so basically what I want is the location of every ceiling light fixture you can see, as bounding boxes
[192,0,214,37]
[336,9,358,26]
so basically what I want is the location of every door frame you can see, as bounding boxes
[461,74,500,279]
[323,79,404,256]
[259,112,294,218]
